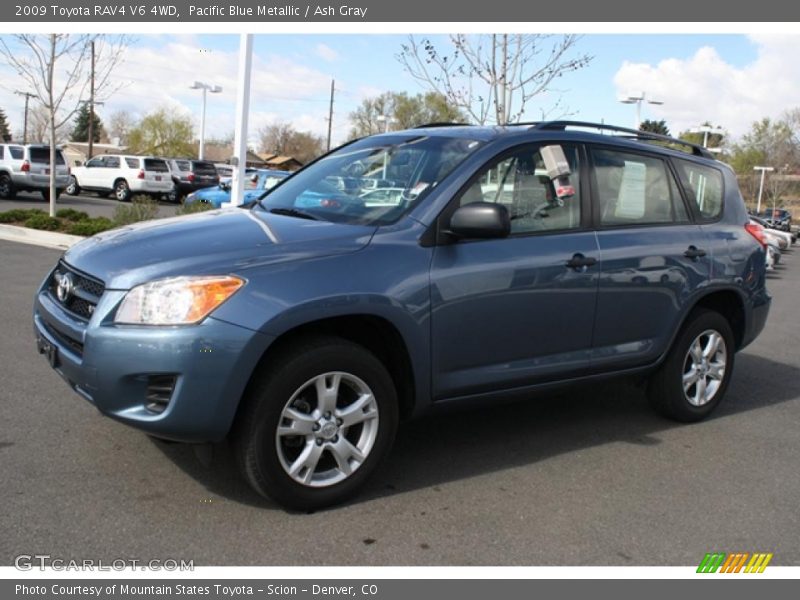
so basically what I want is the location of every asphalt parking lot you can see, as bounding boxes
[0,238,798,566]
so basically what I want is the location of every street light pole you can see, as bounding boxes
[753,166,774,214]
[190,81,223,160]
[618,92,664,129]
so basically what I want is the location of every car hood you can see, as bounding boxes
[63,207,377,290]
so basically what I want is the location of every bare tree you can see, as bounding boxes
[0,34,128,215]
[398,34,592,126]
[27,105,70,144]
[258,121,325,164]
[107,109,136,146]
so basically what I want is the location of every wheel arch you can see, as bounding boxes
[237,314,419,425]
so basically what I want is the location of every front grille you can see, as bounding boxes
[48,262,105,321]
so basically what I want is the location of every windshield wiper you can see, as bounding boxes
[269,207,320,221]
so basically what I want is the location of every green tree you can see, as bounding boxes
[0,108,11,142]
[126,108,195,157]
[70,103,106,143]
[348,91,466,139]
[678,122,726,150]
[729,116,798,207]
[639,119,670,136]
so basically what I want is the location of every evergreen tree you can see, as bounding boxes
[0,108,11,142]
[639,119,670,136]
[70,103,105,143]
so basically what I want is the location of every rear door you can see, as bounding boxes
[588,145,710,371]
[429,142,600,399]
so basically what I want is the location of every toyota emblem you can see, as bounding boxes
[56,272,74,303]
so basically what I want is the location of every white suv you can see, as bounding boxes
[0,144,70,200]
[66,155,172,201]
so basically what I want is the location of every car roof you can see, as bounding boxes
[388,121,718,164]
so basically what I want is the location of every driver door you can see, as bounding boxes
[429,143,600,399]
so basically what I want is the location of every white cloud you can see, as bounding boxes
[314,43,339,63]
[0,36,335,145]
[613,35,800,138]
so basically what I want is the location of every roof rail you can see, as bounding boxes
[413,122,470,129]
[528,120,714,159]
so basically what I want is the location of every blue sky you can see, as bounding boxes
[0,33,795,147]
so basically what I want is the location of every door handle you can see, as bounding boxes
[684,245,707,259]
[566,253,597,270]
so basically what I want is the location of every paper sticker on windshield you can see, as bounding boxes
[412,182,429,195]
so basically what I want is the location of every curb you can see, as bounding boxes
[0,224,84,251]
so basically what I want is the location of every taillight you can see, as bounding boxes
[745,222,768,248]
[319,199,341,208]
[137,169,145,179]
[188,172,196,183]
[21,160,30,172]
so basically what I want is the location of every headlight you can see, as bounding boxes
[115,276,244,325]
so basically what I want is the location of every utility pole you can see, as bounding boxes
[14,91,35,144]
[326,78,335,152]
[87,40,95,159]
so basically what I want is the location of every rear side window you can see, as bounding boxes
[674,159,723,220]
[125,157,139,168]
[144,159,169,172]
[9,147,24,159]
[591,148,688,226]
[0,146,4,159]
[104,156,120,168]
[174,160,190,171]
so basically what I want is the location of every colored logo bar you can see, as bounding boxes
[697,552,773,573]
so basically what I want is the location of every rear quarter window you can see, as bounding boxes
[144,159,169,172]
[174,160,191,171]
[675,159,724,220]
[9,147,23,159]
[125,157,140,169]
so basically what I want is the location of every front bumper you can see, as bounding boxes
[33,277,273,442]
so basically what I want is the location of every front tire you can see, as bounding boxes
[648,309,735,422]
[233,336,399,511]
[114,179,131,202]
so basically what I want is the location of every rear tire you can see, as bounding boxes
[0,174,16,199]
[65,177,80,196]
[648,309,735,422]
[232,336,399,511]
[114,179,131,202]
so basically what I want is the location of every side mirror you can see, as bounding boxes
[447,202,510,240]
[74,160,83,167]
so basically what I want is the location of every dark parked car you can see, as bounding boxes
[166,159,220,202]
[33,121,771,510]
[761,208,792,232]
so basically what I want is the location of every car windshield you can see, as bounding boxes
[255,134,484,225]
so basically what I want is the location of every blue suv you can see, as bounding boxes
[33,122,771,509]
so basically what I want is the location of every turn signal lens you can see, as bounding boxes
[115,276,245,325]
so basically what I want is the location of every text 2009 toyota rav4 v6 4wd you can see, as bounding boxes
[34,122,771,509]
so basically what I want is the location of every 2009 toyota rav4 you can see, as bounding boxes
[33,122,771,510]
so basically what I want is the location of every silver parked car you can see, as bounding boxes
[0,144,70,200]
